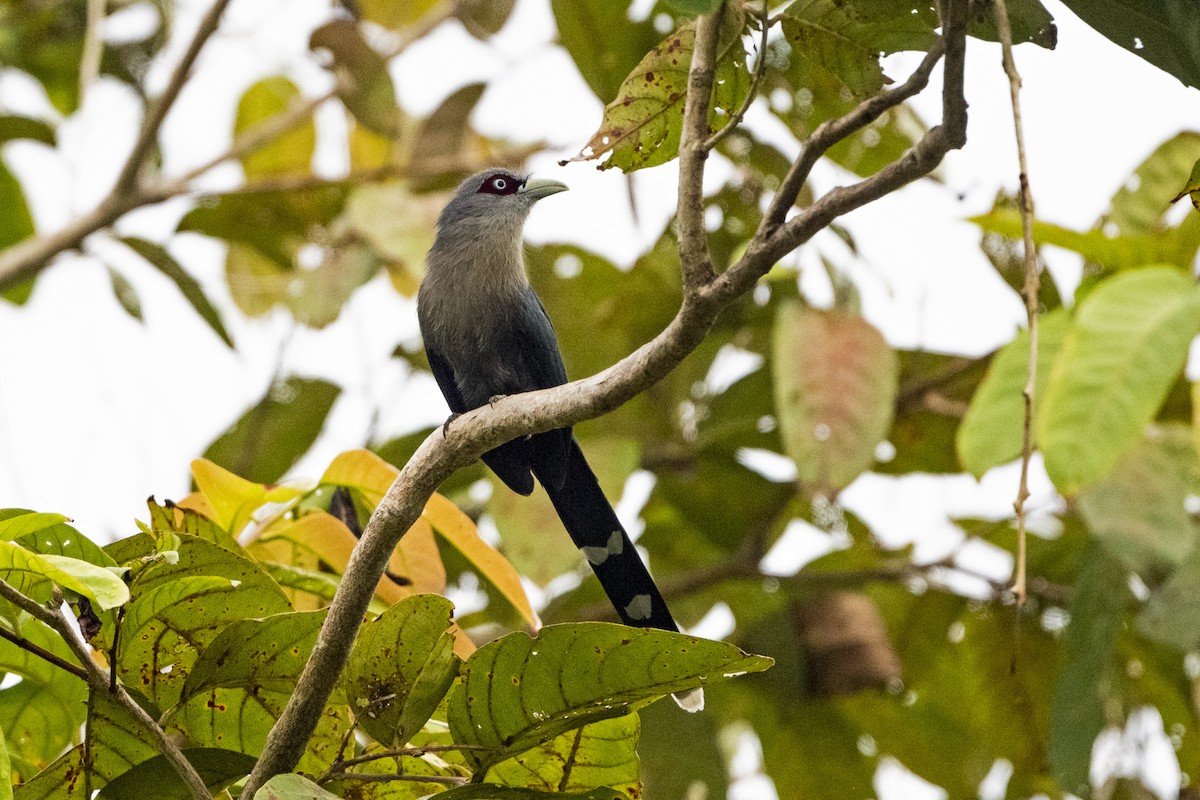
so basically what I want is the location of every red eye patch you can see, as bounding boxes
[477,173,523,196]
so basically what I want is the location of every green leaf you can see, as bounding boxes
[448,622,772,773]
[970,205,1200,271]
[96,748,258,800]
[85,685,159,788]
[772,304,898,494]
[286,242,381,329]
[309,20,400,136]
[106,266,144,321]
[456,0,517,39]
[0,513,70,542]
[664,0,722,12]
[0,116,54,146]
[343,595,458,747]
[484,715,640,795]
[0,675,87,778]
[409,83,486,190]
[1049,544,1127,795]
[550,1,665,104]
[202,376,341,485]
[0,159,36,306]
[1057,0,1200,89]
[1138,544,1200,651]
[119,237,233,347]
[11,746,85,800]
[437,788,628,800]
[965,0,1057,48]
[356,0,439,31]
[1078,424,1198,576]
[180,610,327,700]
[1107,131,1200,234]
[781,0,938,98]
[0,724,12,800]
[566,6,749,172]
[957,309,1069,476]
[235,77,315,179]
[1038,267,1200,492]
[0,542,128,610]
[117,536,291,709]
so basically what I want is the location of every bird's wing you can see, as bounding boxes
[425,344,468,414]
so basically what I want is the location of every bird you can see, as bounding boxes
[418,168,702,711]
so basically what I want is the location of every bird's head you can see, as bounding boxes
[436,169,569,233]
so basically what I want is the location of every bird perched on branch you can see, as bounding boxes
[418,168,701,711]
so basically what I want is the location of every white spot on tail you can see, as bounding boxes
[624,593,653,621]
[673,687,705,712]
[581,530,624,566]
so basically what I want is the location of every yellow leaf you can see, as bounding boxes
[322,449,398,506]
[191,458,303,534]
[423,493,537,629]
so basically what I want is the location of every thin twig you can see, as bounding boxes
[113,0,234,195]
[42,589,211,800]
[334,773,468,785]
[702,0,771,152]
[80,0,106,101]
[993,0,1039,612]
[0,619,88,680]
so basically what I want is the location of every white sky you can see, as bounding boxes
[1,0,1198,795]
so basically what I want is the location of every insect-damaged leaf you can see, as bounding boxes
[447,623,771,774]
[484,715,641,795]
[565,6,748,172]
[342,595,459,747]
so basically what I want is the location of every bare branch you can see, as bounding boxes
[113,0,234,195]
[243,2,973,792]
[992,0,1040,611]
[676,8,723,292]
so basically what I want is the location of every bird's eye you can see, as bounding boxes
[477,173,522,195]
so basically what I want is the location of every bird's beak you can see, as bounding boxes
[519,177,569,200]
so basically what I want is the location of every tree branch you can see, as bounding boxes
[762,39,947,234]
[242,1,972,792]
[0,623,88,680]
[702,0,770,153]
[112,0,234,195]
[676,7,723,292]
[28,588,212,800]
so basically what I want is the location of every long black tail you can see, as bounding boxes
[537,438,679,632]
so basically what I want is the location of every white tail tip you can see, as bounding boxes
[673,687,705,712]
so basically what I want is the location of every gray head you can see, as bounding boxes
[436,169,569,235]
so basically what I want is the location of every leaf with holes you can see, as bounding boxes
[484,715,640,795]
[172,612,348,775]
[1038,267,1200,493]
[117,536,291,709]
[1057,0,1200,89]
[565,6,748,172]
[342,595,459,747]
[448,623,771,773]
[773,304,898,494]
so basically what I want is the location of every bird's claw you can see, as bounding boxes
[488,394,508,407]
[441,412,462,438]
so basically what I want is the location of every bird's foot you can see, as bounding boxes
[441,412,462,438]
[487,394,508,407]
